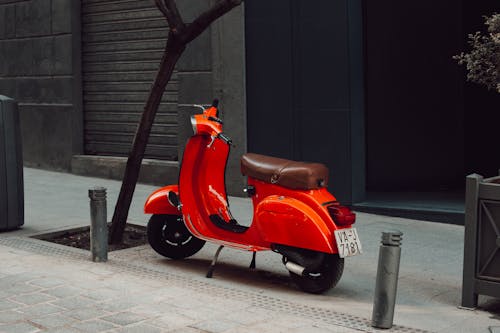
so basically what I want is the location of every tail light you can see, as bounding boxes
[328,205,356,226]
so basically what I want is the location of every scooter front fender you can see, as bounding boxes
[144,185,180,215]
[254,196,334,254]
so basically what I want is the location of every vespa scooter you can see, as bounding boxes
[144,100,362,293]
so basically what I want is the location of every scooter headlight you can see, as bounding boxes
[190,115,197,134]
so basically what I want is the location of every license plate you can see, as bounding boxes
[334,228,362,258]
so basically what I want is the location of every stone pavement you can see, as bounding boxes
[0,168,499,332]
[0,238,380,333]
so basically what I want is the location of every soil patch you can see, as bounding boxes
[34,224,148,252]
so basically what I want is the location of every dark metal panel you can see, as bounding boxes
[364,0,464,191]
[299,109,351,200]
[462,174,481,308]
[245,0,294,159]
[295,0,350,111]
[479,182,500,201]
[0,96,24,230]
[82,0,178,160]
[246,0,362,203]
[294,0,354,201]
[477,200,500,281]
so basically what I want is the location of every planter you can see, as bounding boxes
[462,173,500,308]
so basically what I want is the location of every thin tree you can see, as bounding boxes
[109,0,243,244]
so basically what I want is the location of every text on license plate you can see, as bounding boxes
[334,228,362,258]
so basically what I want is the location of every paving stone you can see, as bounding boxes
[101,312,149,326]
[0,273,41,285]
[129,305,166,318]
[0,321,40,333]
[50,296,96,310]
[166,327,207,333]
[167,295,208,309]
[28,278,65,288]
[3,284,41,296]
[0,300,21,312]
[147,312,197,331]
[0,291,12,298]
[174,306,222,321]
[9,292,56,305]
[0,266,32,275]
[46,328,81,333]
[0,310,25,324]
[214,310,263,325]
[83,289,122,301]
[190,318,241,333]
[112,323,163,333]
[96,300,138,313]
[18,303,63,317]
[231,322,291,333]
[266,314,317,329]
[65,307,110,321]
[28,313,76,329]
[71,319,117,332]
[42,286,81,299]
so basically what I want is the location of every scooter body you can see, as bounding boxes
[144,101,361,293]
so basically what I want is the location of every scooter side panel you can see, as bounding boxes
[144,185,180,215]
[254,196,335,254]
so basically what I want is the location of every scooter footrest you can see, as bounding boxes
[209,214,248,233]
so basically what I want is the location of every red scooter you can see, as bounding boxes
[144,100,362,293]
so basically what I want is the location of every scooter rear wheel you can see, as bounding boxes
[287,252,344,294]
[147,214,205,259]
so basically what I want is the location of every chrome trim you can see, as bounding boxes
[190,115,197,135]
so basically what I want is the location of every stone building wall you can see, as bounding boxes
[0,0,82,170]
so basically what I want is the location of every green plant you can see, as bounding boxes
[454,13,500,93]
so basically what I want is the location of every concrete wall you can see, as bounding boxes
[0,0,82,170]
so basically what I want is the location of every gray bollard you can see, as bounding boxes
[89,187,108,262]
[371,230,403,329]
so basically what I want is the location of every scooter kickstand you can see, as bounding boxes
[206,245,224,278]
[249,251,256,269]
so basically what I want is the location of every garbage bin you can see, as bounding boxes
[0,96,24,231]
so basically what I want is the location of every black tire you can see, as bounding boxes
[286,252,344,294]
[147,214,205,259]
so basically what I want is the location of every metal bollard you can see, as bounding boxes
[371,230,403,329]
[88,187,108,262]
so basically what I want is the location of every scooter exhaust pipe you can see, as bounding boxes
[285,261,306,276]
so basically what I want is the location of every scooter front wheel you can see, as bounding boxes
[147,214,205,259]
[286,252,344,294]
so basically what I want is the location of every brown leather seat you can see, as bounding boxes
[241,153,329,190]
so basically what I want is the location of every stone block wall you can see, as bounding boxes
[0,0,82,170]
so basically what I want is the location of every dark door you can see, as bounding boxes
[364,0,465,191]
[245,0,364,202]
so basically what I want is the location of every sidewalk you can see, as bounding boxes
[0,167,498,333]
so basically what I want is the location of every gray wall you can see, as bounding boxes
[0,0,247,195]
[0,0,82,170]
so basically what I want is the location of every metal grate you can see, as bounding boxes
[81,0,178,160]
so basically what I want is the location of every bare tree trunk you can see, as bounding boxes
[109,0,242,244]
[109,36,185,244]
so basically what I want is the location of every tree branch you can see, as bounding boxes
[154,0,185,34]
[164,0,185,32]
[154,0,170,20]
[180,0,242,44]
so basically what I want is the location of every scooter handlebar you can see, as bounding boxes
[212,99,219,108]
